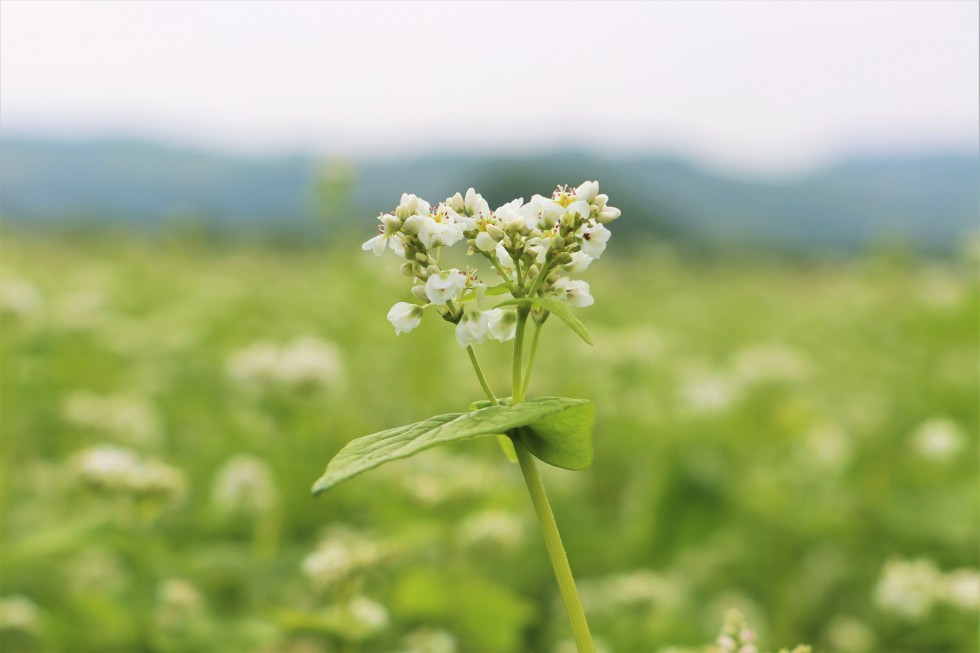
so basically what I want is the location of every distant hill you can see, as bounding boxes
[1,136,976,248]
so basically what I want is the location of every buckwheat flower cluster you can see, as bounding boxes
[73,445,187,506]
[363,182,620,346]
[211,454,277,515]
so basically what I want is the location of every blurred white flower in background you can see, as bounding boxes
[577,569,683,615]
[0,595,40,633]
[678,368,741,415]
[398,627,458,653]
[52,288,106,330]
[226,336,344,389]
[941,568,980,612]
[66,549,127,595]
[823,615,876,653]
[211,454,277,515]
[155,578,206,630]
[0,277,43,317]
[731,343,811,385]
[457,509,524,549]
[347,595,389,633]
[73,444,187,506]
[802,423,853,471]
[872,558,978,618]
[62,391,163,446]
[301,527,381,590]
[915,265,965,309]
[910,417,966,462]
[553,637,612,653]
[381,452,511,506]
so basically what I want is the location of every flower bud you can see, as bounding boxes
[411,284,428,302]
[486,224,505,240]
[551,235,566,251]
[552,252,573,265]
[415,252,428,263]
[400,263,414,277]
[574,180,599,203]
[597,206,621,224]
[380,214,402,232]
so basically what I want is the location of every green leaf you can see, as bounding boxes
[312,397,595,495]
[517,398,596,470]
[495,296,593,345]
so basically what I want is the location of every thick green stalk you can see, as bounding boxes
[511,313,595,652]
[511,309,530,403]
[513,436,595,653]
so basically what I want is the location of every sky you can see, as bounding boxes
[1,0,977,175]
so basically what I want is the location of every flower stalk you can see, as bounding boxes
[353,180,620,650]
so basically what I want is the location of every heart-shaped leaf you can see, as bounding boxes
[517,399,596,470]
[495,296,593,345]
[312,397,595,495]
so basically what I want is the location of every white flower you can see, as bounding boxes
[521,195,565,230]
[565,251,593,273]
[575,180,599,203]
[362,233,388,256]
[455,311,489,348]
[387,302,424,335]
[485,308,518,341]
[474,230,498,252]
[463,188,491,220]
[494,243,518,283]
[553,278,594,307]
[577,222,611,259]
[361,219,406,257]
[495,198,526,233]
[424,270,467,305]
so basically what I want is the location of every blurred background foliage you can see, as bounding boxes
[1,208,976,651]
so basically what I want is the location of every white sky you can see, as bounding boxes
[1,0,977,175]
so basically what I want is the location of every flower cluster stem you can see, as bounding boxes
[521,320,543,399]
[512,309,530,403]
[466,345,498,405]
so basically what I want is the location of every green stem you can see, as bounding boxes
[511,313,594,652]
[511,309,530,403]
[521,320,543,399]
[484,252,517,293]
[514,435,595,652]
[466,345,498,405]
[527,256,555,297]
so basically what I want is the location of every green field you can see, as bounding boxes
[1,231,976,653]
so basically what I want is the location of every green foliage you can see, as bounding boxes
[0,231,976,653]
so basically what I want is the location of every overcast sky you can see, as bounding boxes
[1,1,977,175]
